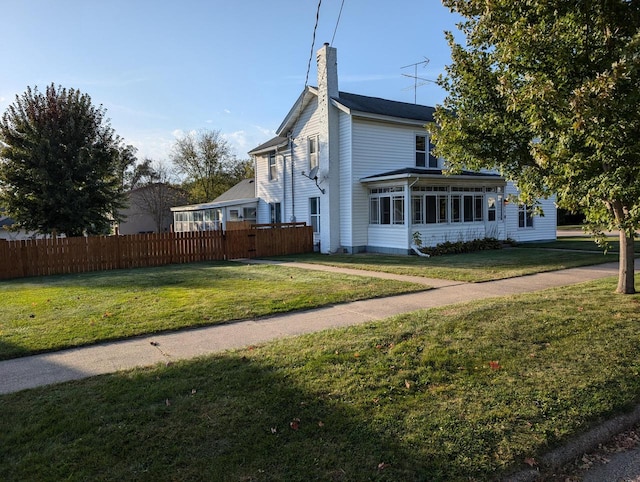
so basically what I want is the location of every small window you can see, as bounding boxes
[308,136,318,170]
[416,135,426,167]
[270,202,281,224]
[416,135,438,168]
[243,207,257,222]
[268,153,277,181]
[229,209,239,221]
[310,197,320,234]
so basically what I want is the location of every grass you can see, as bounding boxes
[526,235,640,253]
[2,275,640,481]
[0,261,426,360]
[270,247,618,282]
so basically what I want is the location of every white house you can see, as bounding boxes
[185,43,556,254]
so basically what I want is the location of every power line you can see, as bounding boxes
[304,0,323,89]
[331,0,345,46]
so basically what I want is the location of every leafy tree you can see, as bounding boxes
[431,0,640,294]
[0,84,135,237]
[170,129,254,203]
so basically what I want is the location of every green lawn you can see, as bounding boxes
[271,247,618,282]
[2,275,639,481]
[526,235,640,253]
[0,261,425,360]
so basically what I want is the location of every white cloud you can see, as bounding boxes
[224,109,231,114]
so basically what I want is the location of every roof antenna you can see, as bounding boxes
[401,58,435,104]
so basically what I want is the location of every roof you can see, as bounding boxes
[171,179,258,212]
[248,136,288,155]
[212,179,256,202]
[334,92,436,123]
[360,167,504,183]
[252,87,438,154]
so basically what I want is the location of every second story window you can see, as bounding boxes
[416,135,438,168]
[268,153,277,181]
[308,136,318,170]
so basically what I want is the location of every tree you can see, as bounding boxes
[171,129,233,203]
[0,84,135,237]
[430,0,640,294]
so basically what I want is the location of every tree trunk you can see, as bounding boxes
[616,230,636,294]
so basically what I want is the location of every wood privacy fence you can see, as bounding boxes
[0,223,313,280]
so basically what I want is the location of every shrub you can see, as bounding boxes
[420,237,505,256]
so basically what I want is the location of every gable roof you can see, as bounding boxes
[212,179,256,203]
[333,92,436,123]
[253,88,437,154]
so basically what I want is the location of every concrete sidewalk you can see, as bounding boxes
[0,259,632,396]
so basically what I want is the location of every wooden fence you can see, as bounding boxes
[0,223,313,280]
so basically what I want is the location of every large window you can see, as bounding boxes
[309,197,320,234]
[519,204,534,228]
[308,136,319,171]
[369,187,405,225]
[268,153,277,181]
[416,135,438,168]
[411,186,501,224]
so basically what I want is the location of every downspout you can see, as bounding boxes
[279,146,286,223]
[289,134,296,221]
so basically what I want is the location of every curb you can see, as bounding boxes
[504,404,640,481]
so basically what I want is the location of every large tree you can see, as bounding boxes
[170,129,253,203]
[0,84,135,237]
[431,0,640,294]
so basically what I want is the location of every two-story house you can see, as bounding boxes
[245,43,556,254]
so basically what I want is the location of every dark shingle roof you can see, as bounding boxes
[360,167,503,181]
[336,92,436,123]
[248,136,288,155]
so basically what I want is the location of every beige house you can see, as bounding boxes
[117,184,188,235]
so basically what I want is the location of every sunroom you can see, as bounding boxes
[361,168,507,254]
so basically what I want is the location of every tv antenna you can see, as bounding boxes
[401,58,435,104]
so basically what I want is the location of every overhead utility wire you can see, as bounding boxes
[304,0,323,89]
[331,0,345,46]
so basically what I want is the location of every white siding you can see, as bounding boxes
[504,183,557,242]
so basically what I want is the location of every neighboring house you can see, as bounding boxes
[118,183,188,235]
[0,216,45,240]
[171,179,258,232]
[245,43,556,254]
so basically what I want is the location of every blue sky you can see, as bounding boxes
[1,1,463,161]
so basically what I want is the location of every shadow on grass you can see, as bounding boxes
[0,338,90,394]
[1,351,476,482]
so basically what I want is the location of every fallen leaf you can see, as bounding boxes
[318,421,325,427]
[524,457,537,467]
[405,380,411,389]
[489,361,501,370]
[191,389,197,395]
[377,462,390,470]
[165,398,171,406]
[270,427,277,434]
[289,418,300,430]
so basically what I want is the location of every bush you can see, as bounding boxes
[420,237,507,256]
